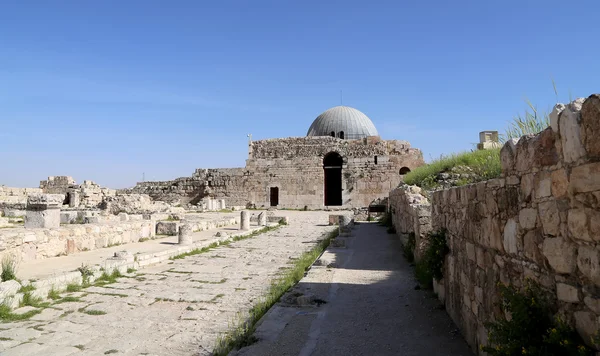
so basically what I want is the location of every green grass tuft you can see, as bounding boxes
[82,309,106,315]
[66,283,82,292]
[0,304,42,322]
[170,225,281,260]
[212,228,338,355]
[1,255,18,282]
[403,148,501,190]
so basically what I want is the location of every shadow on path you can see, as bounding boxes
[235,223,473,356]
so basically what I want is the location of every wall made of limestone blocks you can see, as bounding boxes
[389,185,432,260]
[0,221,156,262]
[0,186,43,209]
[128,136,424,209]
[429,95,600,354]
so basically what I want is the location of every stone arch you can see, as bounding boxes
[399,167,411,175]
[323,152,343,206]
[338,131,345,139]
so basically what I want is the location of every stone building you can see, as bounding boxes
[129,106,424,209]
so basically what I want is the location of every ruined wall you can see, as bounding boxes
[422,95,600,354]
[130,136,424,209]
[389,185,432,260]
[0,186,43,210]
[0,220,156,262]
[38,176,116,207]
[122,177,207,205]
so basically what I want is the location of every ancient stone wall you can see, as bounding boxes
[388,185,432,260]
[420,95,600,354]
[0,220,156,262]
[129,136,424,209]
[0,186,43,210]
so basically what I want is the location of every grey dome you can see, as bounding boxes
[306,106,379,139]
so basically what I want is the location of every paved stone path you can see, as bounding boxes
[0,211,333,356]
[235,222,473,356]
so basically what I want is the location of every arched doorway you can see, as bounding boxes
[399,167,411,175]
[323,152,343,206]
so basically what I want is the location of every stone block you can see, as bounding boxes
[535,172,552,200]
[500,138,519,173]
[523,229,543,264]
[570,162,600,194]
[503,218,519,254]
[519,208,537,230]
[556,283,579,303]
[328,215,342,225]
[466,242,476,262]
[581,94,600,159]
[538,201,560,237]
[583,295,600,314]
[560,98,586,163]
[551,169,568,198]
[84,216,100,224]
[577,246,600,286]
[550,103,566,132]
[156,221,178,236]
[69,191,80,208]
[574,311,598,345]
[0,280,21,299]
[118,213,129,221]
[25,194,63,229]
[60,211,78,224]
[568,208,590,242]
[542,237,576,274]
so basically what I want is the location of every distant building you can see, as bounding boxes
[129,106,425,209]
[477,131,501,150]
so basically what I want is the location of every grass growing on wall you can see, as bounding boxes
[403,148,501,190]
[483,281,594,355]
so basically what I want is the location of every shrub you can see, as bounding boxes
[403,232,416,263]
[414,229,449,288]
[1,255,18,282]
[483,281,593,355]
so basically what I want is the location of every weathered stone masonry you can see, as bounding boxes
[130,136,424,209]
[389,95,600,354]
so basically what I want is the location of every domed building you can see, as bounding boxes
[131,105,424,210]
[307,106,379,139]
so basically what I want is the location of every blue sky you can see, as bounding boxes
[1,0,598,188]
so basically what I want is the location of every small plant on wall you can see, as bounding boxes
[483,280,594,356]
[415,229,449,289]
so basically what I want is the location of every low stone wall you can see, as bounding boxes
[0,220,157,262]
[0,213,240,262]
[0,186,43,209]
[388,185,432,260]
[421,95,600,354]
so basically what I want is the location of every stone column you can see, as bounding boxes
[25,194,63,229]
[339,215,352,237]
[219,199,226,210]
[240,211,250,230]
[178,222,193,245]
[258,212,267,226]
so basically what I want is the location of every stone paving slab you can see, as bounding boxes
[235,222,473,356]
[0,211,333,356]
